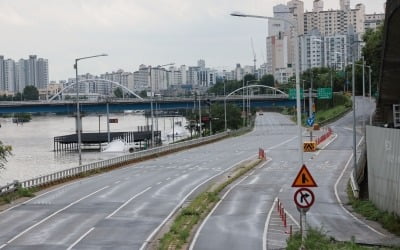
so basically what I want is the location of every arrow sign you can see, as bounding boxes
[294,188,315,209]
[292,164,318,187]
[306,117,314,127]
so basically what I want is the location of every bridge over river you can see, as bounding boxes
[0,95,295,114]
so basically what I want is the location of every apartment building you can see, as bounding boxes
[0,55,48,94]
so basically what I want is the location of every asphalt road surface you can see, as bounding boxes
[190,97,396,250]
[0,110,301,249]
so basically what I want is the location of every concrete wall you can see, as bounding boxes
[366,125,400,215]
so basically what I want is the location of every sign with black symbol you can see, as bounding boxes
[291,164,318,187]
[294,188,315,209]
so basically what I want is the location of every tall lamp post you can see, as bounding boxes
[74,53,108,166]
[224,80,227,131]
[231,12,303,165]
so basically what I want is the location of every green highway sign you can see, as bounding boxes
[317,88,332,99]
[289,88,304,100]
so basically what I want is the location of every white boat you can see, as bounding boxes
[101,139,137,153]
[123,110,134,114]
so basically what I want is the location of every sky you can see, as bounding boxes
[0,0,386,81]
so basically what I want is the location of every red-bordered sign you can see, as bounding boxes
[294,188,315,209]
[291,164,318,187]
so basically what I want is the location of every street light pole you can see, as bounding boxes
[231,12,303,165]
[369,66,372,125]
[352,49,357,173]
[242,78,245,127]
[74,53,107,166]
[199,92,202,137]
[224,80,227,131]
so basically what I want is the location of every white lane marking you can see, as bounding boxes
[334,137,385,237]
[0,244,6,249]
[4,186,109,246]
[156,182,162,185]
[266,135,298,152]
[189,166,255,250]
[0,181,79,215]
[114,180,121,184]
[166,177,171,181]
[66,227,95,250]
[106,186,152,219]
[140,154,258,250]
[285,210,300,228]
[263,197,278,250]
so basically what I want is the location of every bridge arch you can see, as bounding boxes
[48,79,143,102]
[225,84,288,98]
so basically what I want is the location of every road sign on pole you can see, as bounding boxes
[292,164,318,187]
[317,88,332,99]
[306,117,314,127]
[289,88,304,99]
[294,188,315,209]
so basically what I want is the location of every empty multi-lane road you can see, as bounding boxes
[0,97,395,249]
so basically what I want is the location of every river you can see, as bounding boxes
[0,113,188,186]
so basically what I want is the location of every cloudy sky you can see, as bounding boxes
[0,0,386,81]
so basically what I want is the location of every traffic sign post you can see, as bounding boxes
[289,88,304,100]
[317,88,332,99]
[292,164,317,243]
[294,188,315,209]
[292,164,318,188]
[306,117,314,141]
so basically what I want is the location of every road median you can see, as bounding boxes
[155,157,264,250]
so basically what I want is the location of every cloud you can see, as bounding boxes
[0,0,387,80]
[0,4,30,26]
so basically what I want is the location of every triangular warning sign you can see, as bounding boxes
[291,164,318,187]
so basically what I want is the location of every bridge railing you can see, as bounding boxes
[0,129,243,194]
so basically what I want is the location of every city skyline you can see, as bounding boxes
[0,0,386,81]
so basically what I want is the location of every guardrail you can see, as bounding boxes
[0,128,252,195]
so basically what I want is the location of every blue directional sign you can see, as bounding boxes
[306,117,314,127]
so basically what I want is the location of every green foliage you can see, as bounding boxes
[300,67,347,92]
[17,187,36,197]
[13,113,32,122]
[113,87,123,98]
[139,90,147,98]
[287,228,371,250]
[1,186,36,204]
[260,74,275,87]
[348,184,400,236]
[211,103,242,132]
[23,85,39,100]
[0,141,12,169]
[362,26,383,95]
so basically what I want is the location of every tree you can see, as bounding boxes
[260,74,275,87]
[14,92,23,101]
[23,85,39,100]
[139,90,147,98]
[114,87,123,98]
[209,103,242,132]
[362,26,383,95]
[259,74,275,94]
[0,141,12,169]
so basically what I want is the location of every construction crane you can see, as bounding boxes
[251,38,257,77]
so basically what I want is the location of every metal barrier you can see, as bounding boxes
[0,130,239,194]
